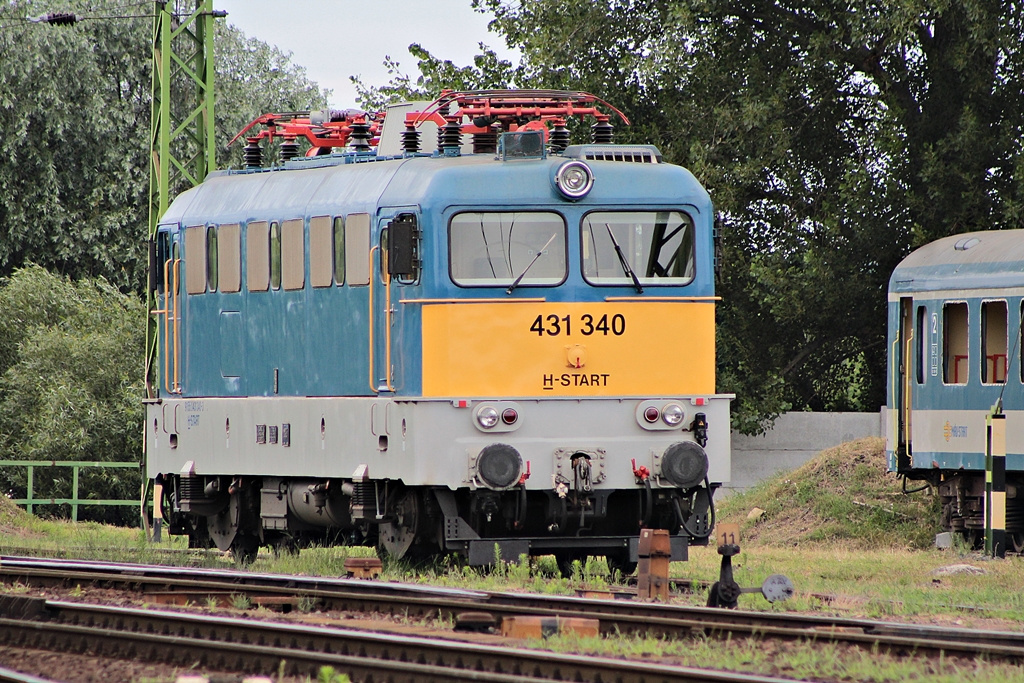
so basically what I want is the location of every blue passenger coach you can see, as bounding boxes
[145,91,732,571]
[887,230,1024,548]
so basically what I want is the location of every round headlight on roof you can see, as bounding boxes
[554,160,594,200]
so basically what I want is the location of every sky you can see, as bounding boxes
[214,0,520,109]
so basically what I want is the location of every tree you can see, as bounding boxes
[0,265,145,524]
[0,1,329,292]
[353,43,518,111]
[466,0,1024,430]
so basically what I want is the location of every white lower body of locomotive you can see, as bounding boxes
[147,395,731,570]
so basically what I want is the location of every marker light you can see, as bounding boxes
[554,160,594,200]
[662,403,685,426]
[643,406,660,423]
[501,408,519,425]
[476,406,499,429]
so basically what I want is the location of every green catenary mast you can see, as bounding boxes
[145,0,221,398]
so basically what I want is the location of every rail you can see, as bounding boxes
[0,461,139,521]
[5,556,1024,661]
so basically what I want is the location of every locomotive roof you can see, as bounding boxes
[159,150,711,227]
[889,229,1024,293]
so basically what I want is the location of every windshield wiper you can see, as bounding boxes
[605,224,643,293]
[506,233,557,295]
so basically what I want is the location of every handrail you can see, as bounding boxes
[383,245,394,392]
[172,258,182,393]
[368,245,378,394]
[156,258,182,395]
[890,335,900,450]
[903,326,913,444]
[367,245,395,393]
[0,460,139,522]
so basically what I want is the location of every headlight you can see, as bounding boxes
[662,403,684,426]
[476,406,499,429]
[554,160,594,200]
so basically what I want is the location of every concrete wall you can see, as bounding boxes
[723,410,885,495]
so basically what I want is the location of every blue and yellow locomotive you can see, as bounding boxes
[146,91,731,571]
[887,230,1024,548]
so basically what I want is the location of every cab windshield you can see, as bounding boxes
[450,211,567,286]
[581,211,695,286]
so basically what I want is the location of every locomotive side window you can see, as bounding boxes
[270,221,282,290]
[943,302,969,384]
[246,220,270,291]
[154,231,172,293]
[581,210,695,286]
[282,218,305,291]
[206,226,218,292]
[981,300,1008,384]
[184,225,207,294]
[309,215,333,287]
[346,213,371,286]
[333,216,346,285]
[218,223,241,293]
[449,211,567,286]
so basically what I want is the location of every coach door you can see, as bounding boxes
[895,296,913,468]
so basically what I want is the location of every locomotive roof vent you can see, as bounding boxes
[562,144,662,164]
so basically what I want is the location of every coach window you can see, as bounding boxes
[915,305,926,384]
[281,218,305,290]
[309,215,333,288]
[269,221,282,290]
[981,300,1008,384]
[581,210,695,285]
[943,302,969,384]
[184,225,207,294]
[206,226,218,292]
[449,211,567,286]
[218,223,241,293]
[246,220,270,291]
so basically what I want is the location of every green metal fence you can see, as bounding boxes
[0,460,140,521]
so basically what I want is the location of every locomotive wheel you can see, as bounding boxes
[1011,532,1024,554]
[379,490,439,562]
[207,506,237,552]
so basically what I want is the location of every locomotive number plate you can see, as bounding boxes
[717,522,740,547]
[529,313,627,337]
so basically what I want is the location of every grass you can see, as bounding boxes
[2,437,1024,682]
[714,437,941,551]
[536,631,1024,682]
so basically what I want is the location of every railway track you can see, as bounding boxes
[0,596,788,683]
[2,555,1023,664]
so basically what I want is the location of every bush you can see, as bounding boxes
[0,265,144,525]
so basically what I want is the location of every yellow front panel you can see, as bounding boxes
[420,302,715,397]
